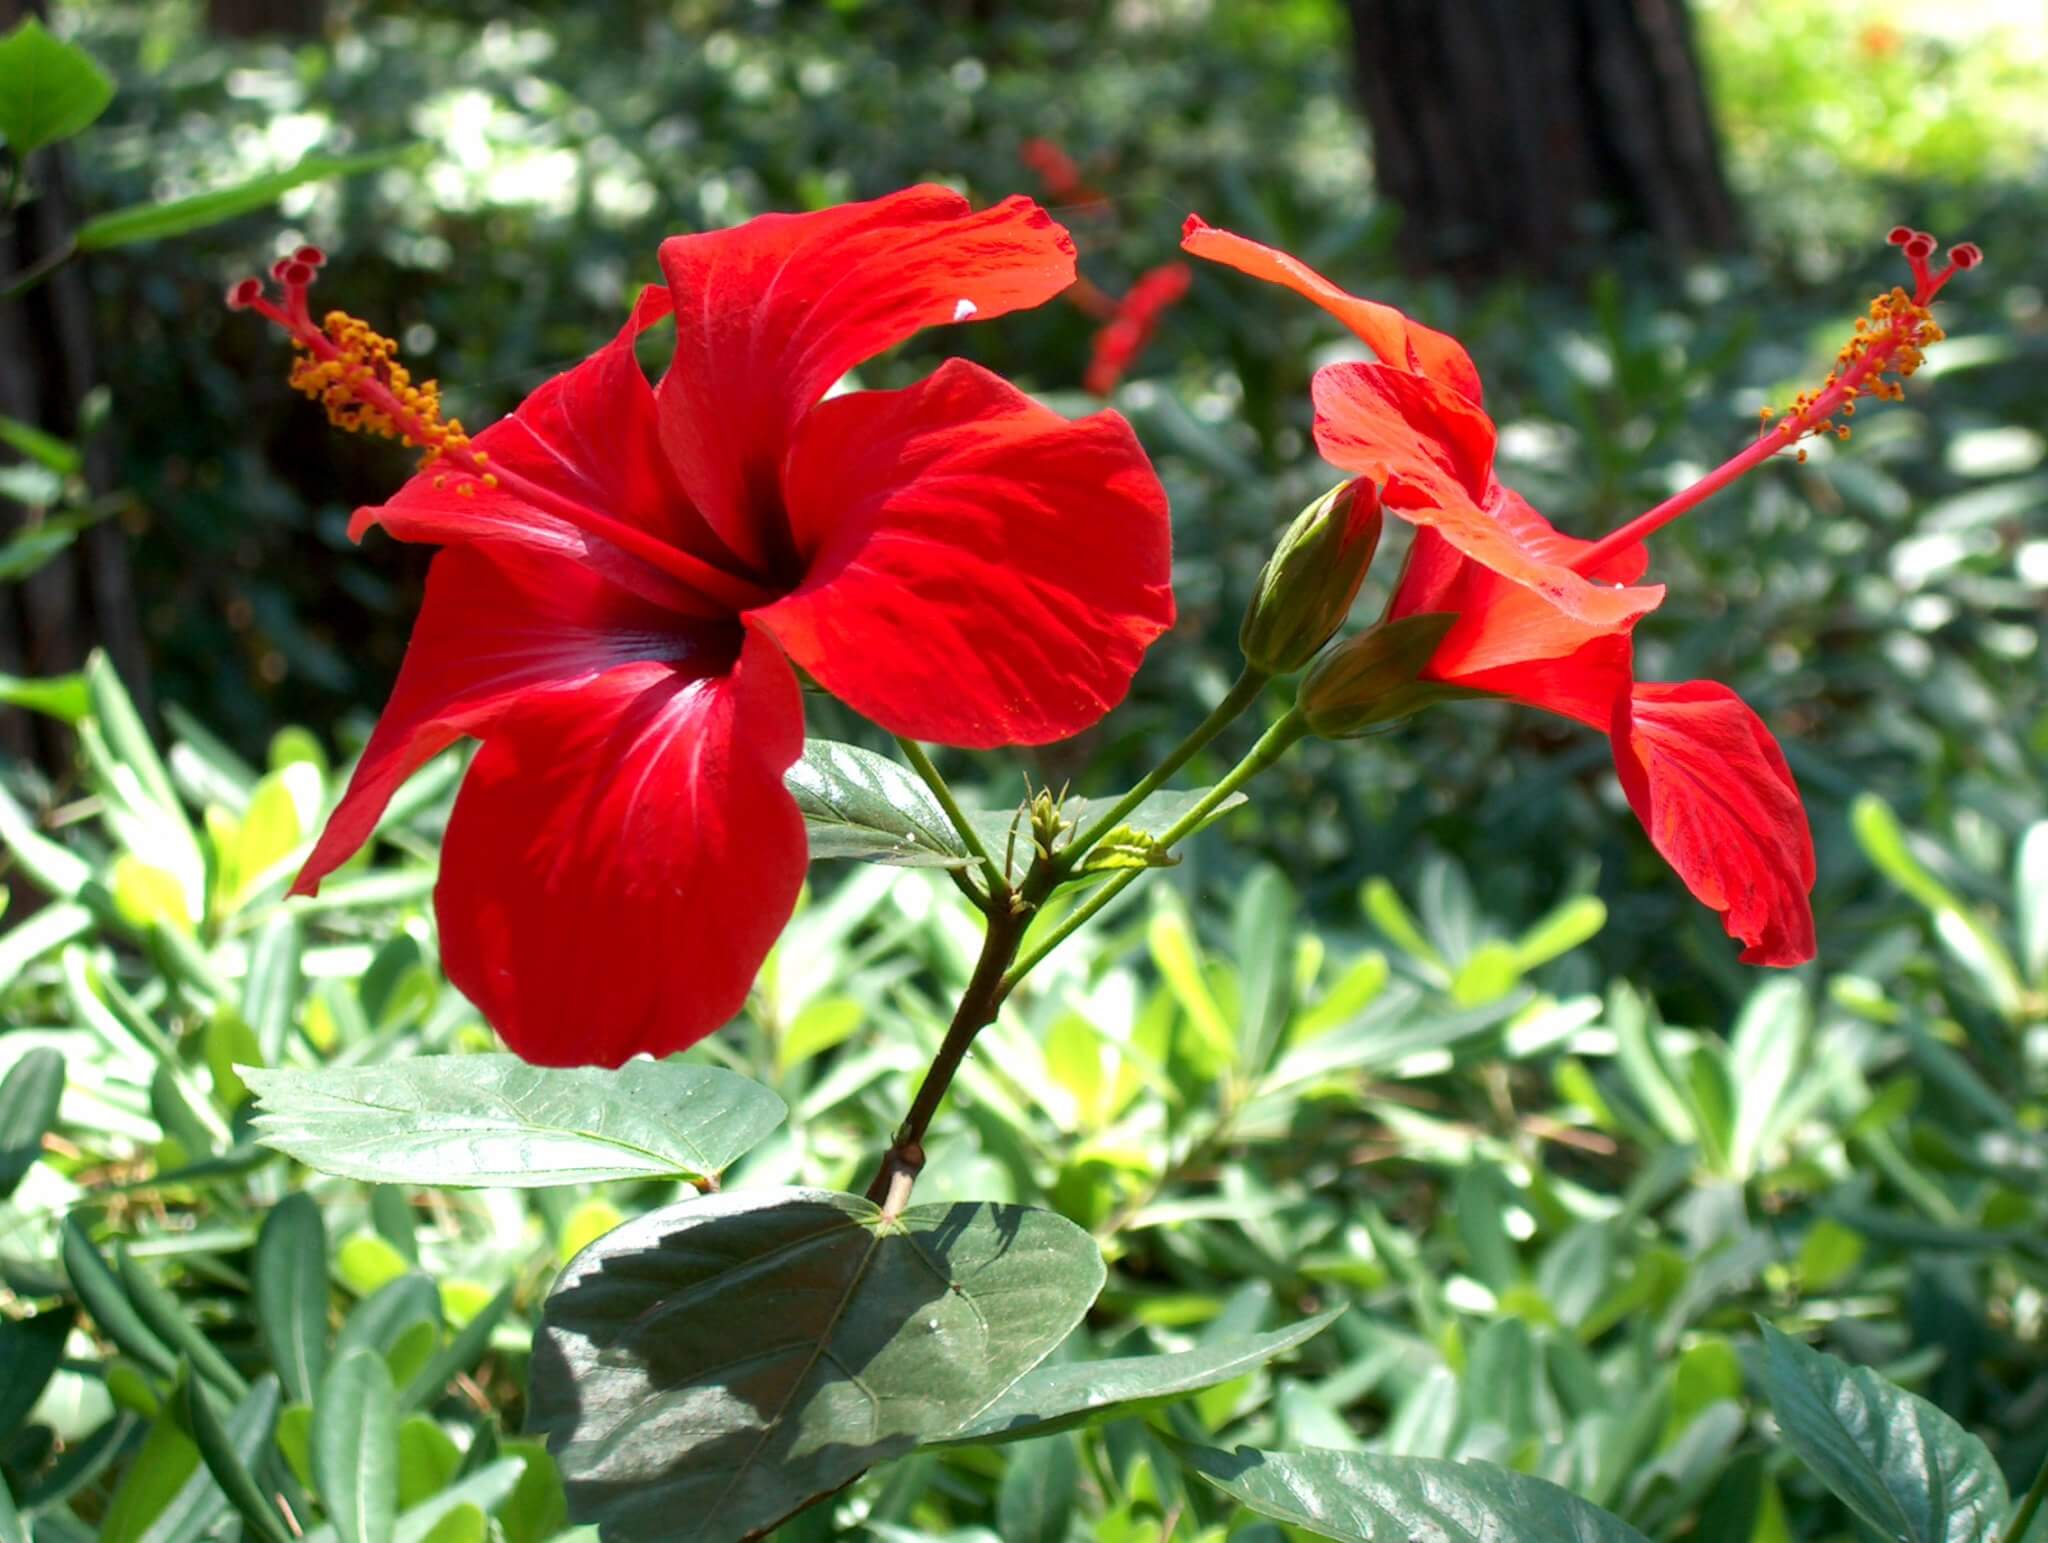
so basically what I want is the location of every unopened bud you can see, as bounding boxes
[1239,479,1384,675]
[1297,612,1463,737]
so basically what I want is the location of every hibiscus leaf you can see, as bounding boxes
[937,1305,1345,1446]
[1176,1443,1654,1542]
[0,18,114,154]
[242,1056,784,1188]
[529,1188,1103,1542]
[74,144,424,250]
[1758,1322,2008,1543]
[786,739,970,867]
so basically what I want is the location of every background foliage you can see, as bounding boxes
[3,0,2046,1538]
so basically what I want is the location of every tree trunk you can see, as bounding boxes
[1345,0,1740,279]
[1,0,150,770]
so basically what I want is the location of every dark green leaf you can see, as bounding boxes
[75,146,422,249]
[0,18,114,152]
[149,1371,283,1543]
[0,1309,71,1438]
[0,1046,63,1198]
[243,1055,784,1187]
[338,1273,440,1365]
[786,740,967,867]
[0,1469,22,1543]
[180,1370,294,1543]
[62,1215,179,1379]
[1758,1322,2007,1543]
[530,1187,1104,1541]
[255,1193,329,1406]
[314,1350,400,1543]
[997,1432,1078,1543]
[1178,1444,1653,1542]
[941,1306,1345,1445]
[116,1247,248,1399]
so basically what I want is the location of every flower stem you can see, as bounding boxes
[1004,708,1308,993]
[894,735,1008,901]
[1060,667,1269,870]
[862,898,1032,1212]
[2004,1453,2048,1543]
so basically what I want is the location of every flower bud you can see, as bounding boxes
[1238,479,1384,676]
[1297,611,1463,737]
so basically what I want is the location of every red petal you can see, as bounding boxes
[656,187,1078,573]
[294,544,722,895]
[1612,681,1818,966]
[1180,216,1485,405]
[756,358,1174,748]
[436,628,807,1066]
[1317,363,1659,641]
[351,285,761,615]
[1440,633,1635,732]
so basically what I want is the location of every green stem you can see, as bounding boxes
[0,235,77,303]
[1002,709,1309,994]
[1061,667,1269,868]
[2005,1454,2048,1543]
[895,735,1007,901]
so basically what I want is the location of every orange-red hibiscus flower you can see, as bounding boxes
[234,189,1174,1064]
[1183,217,1979,966]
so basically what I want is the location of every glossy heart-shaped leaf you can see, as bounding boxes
[1759,1322,2007,1543]
[243,1056,784,1187]
[529,1188,1104,1542]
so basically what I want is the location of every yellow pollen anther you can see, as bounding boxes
[285,309,462,468]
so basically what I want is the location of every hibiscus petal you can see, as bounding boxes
[655,186,1077,573]
[1315,362,1658,638]
[756,357,1174,749]
[1438,633,1635,732]
[351,285,761,616]
[1180,215,1485,405]
[294,544,723,895]
[1611,681,1818,966]
[435,629,807,1066]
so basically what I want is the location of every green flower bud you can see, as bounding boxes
[1297,611,1465,738]
[1239,479,1384,676]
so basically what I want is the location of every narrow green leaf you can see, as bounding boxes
[314,1350,400,1543]
[75,146,422,249]
[0,1309,72,1439]
[0,671,90,723]
[530,1188,1103,1541]
[255,1193,330,1405]
[1758,1322,2007,1543]
[243,1056,785,1188]
[86,651,187,831]
[243,913,303,1062]
[0,1046,64,1198]
[1234,864,1297,1073]
[0,412,81,474]
[400,1282,512,1412]
[1178,1443,1653,1542]
[100,1412,201,1543]
[785,739,967,867]
[997,1432,1078,1543]
[115,1247,248,1399]
[0,1469,22,1543]
[941,1306,1345,1445]
[0,18,114,152]
[153,1371,285,1543]
[62,1216,178,1379]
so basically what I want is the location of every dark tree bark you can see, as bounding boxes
[1345,0,1740,279]
[1,0,150,769]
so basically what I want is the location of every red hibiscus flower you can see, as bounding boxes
[1181,217,1969,965]
[233,188,1174,1065]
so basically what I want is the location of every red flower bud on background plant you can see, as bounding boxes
[1185,216,1980,967]
[231,188,1175,1066]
